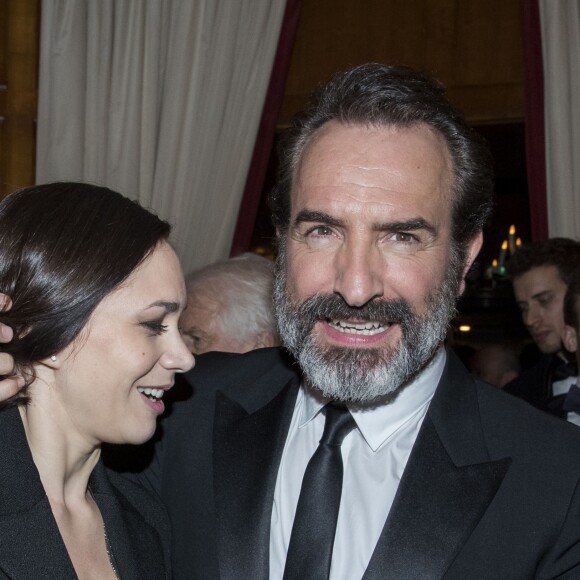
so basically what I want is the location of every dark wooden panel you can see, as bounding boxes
[280,0,524,126]
[454,0,524,86]
[1,0,39,199]
[0,0,8,195]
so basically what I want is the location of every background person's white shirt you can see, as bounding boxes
[269,348,446,580]
[553,375,580,426]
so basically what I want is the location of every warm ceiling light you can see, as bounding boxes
[458,325,471,332]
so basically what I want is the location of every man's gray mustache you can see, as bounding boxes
[294,294,413,325]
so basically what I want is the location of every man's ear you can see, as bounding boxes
[458,232,484,296]
[562,325,578,355]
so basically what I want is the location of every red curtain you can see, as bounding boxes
[229,0,303,256]
[520,0,548,240]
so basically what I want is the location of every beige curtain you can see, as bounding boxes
[538,0,580,239]
[36,0,287,272]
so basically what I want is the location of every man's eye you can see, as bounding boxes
[308,225,334,237]
[391,232,417,243]
[181,329,203,346]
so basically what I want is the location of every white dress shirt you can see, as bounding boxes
[553,375,580,426]
[269,347,446,580]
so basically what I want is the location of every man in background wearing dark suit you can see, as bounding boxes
[505,238,580,416]
[4,64,580,579]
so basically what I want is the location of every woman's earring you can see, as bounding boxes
[50,355,57,362]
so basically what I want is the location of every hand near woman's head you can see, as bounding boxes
[0,293,25,400]
[0,294,13,340]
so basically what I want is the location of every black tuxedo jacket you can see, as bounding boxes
[0,406,171,579]
[132,347,580,579]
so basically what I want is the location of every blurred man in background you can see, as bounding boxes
[505,238,580,415]
[469,344,519,388]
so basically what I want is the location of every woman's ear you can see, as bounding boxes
[39,354,61,370]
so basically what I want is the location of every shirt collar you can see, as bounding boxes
[298,347,446,452]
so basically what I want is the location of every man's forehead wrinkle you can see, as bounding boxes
[297,158,452,206]
[300,157,408,184]
[298,188,445,221]
[296,121,452,173]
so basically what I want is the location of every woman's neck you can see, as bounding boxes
[18,401,101,507]
[20,372,118,579]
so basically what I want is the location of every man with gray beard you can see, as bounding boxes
[4,64,580,579]
[272,240,461,404]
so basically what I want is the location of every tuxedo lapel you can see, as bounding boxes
[363,350,511,579]
[363,418,510,579]
[213,376,300,580]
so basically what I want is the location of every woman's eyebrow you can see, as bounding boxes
[145,300,181,313]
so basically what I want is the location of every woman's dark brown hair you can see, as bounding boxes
[0,182,171,405]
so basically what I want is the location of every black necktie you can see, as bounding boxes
[283,403,356,580]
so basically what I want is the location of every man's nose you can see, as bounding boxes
[523,304,541,328]
[332,242,384,307]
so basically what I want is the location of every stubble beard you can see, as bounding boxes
[273,238,463,405]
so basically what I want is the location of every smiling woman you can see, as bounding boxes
[0,182,194,578]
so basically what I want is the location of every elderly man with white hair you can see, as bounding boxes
[179,253,279,355]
